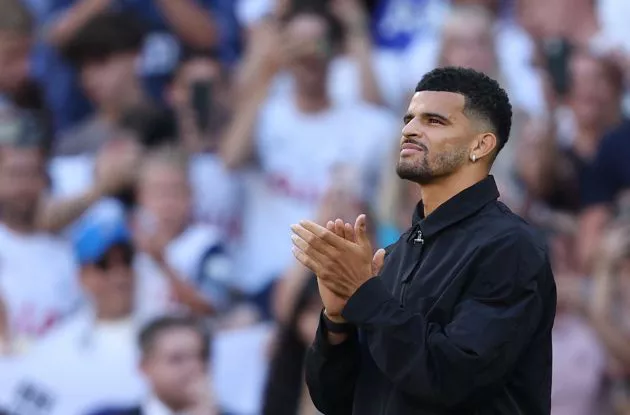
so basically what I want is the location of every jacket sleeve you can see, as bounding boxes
[304,312,361,415]
[341,233,550,408]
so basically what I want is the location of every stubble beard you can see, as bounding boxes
[396,147,468,185]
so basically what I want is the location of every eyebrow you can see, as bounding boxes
[403,112,451,124]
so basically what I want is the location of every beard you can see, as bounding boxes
[396,146,468,184]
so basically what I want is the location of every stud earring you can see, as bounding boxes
[471,154,476,163]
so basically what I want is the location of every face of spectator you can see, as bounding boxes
[141,327,208,410]
[137,161,191,234]
[0,146,45,223]
[81,245,135,320]
[0,32,31,95]
[284,14,331,96]
[568,53,621,129]
[80,52,139,110]
[441,13,496,75]
[397,91,478,184]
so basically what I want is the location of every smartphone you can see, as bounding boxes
[543,37,572,98]
[191,80,213,133]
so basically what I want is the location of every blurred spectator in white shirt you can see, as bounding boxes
[220,7,397,309]
[0,109,81,354]
[0,200,145,415]
[132,146,234,321]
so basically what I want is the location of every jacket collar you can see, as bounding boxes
[412,175,500,239]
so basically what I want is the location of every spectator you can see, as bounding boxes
[1,201,146,415]
[91,315,223,415]
[0,109,81,353]
[166,50,244,242]
[518,49,624,265]
[132,146,234,321]
[237,0,390,109]
[40,0,219,132]
[54,11,151,156]
[221,8,397,306]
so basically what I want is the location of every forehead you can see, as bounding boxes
[407,91,467,119]
[152,327,202,353]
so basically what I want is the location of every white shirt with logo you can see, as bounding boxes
[234,97,398,293]
[0,224,82,352]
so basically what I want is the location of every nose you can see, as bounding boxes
[402,117,422,141]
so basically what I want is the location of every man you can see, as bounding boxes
[2,201,145,415]
[91,316,223,415]
[133,146,234,320]
[54,10,151,155]
[291,67,557,414]
[0,109,81,353]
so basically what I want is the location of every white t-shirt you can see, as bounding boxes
[134,224,233,321]
[234,97,398,293]
[0,311,145,415]
[0,224,82,351]
[189,153,245,244]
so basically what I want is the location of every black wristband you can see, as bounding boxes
[322,310,353,334]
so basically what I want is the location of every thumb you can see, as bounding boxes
[354,214,370,246]
[372,248,386,275]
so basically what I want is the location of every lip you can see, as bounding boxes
[400,142,425,155]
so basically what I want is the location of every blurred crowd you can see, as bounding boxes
[0,0,629,414]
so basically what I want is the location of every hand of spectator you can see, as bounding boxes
[135,228,169,265]
[598,223,630,266]
[186,374,218,415]
[330,0,368,35]
[94,138,141,196]
[249,20,284,79]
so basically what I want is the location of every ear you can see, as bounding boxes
[469,132,497,163]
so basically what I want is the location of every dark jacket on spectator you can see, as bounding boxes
[305,176,557,415]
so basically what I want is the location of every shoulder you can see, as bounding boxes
[478,202,548,264]
[595,120,630,160]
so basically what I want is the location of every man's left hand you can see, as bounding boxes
[291,214,375,299]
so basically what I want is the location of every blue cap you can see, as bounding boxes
[71,200,132,265]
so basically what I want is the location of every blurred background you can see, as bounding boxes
[0,0,629,414]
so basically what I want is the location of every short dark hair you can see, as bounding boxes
[61,11,146,67]
[0,0,33,35]
[138,315,211,360]
[415,67,512,153]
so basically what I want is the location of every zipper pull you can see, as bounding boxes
[413,229,424,245]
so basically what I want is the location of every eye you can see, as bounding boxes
[428,117,444,125]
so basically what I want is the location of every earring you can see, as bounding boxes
[471,154,476,163]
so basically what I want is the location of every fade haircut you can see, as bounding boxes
[60,11,146,68]
[415,67,512,154]
[139,315,211,361]
[0,0,33,35]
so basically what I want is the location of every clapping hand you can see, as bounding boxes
[291,214,385,320]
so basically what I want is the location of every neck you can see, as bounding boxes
[295,89,330,113]
[420,168,488,216]
[95,310,132,322]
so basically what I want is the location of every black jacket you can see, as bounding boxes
[305,176,556,415]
